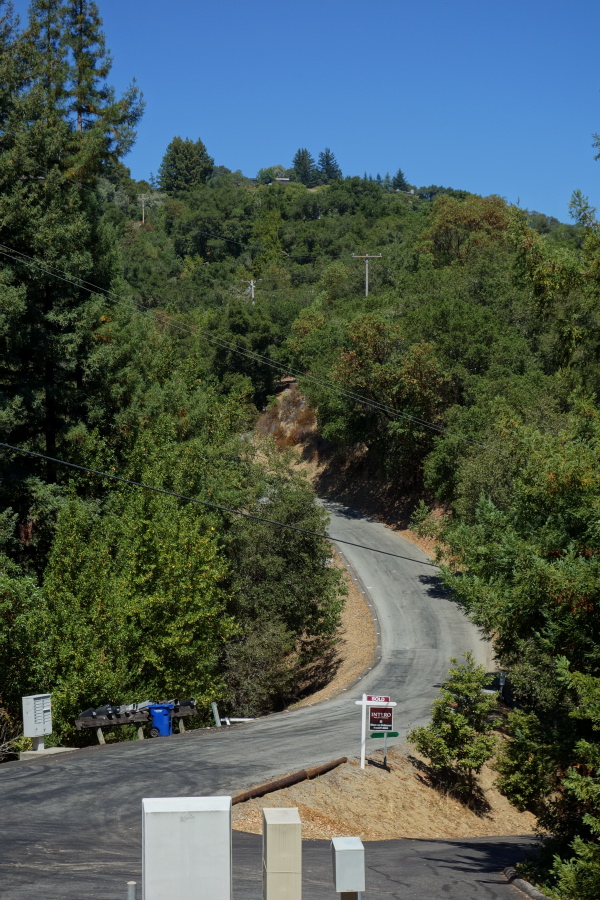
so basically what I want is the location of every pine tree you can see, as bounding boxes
[392,167,409,191]
[317,147,342,184]
[158,136,214,191]
[292,148,317,186]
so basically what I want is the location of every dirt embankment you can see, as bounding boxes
[257,383,442,558]
[232,748,537,840]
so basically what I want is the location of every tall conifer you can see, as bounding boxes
[158,136,214,191]
[292,147,317,187]
[317,147,342,183]
[0,0,142,510]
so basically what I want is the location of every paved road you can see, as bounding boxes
[0,501,526,899]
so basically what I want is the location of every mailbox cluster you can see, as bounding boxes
[22,694,52,751]
[141,797,366,900]
[76,698,197,743]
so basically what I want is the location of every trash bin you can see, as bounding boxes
[148,704,174,737]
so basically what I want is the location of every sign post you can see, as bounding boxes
[354,694,397,769]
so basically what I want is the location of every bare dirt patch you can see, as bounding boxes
[258,383,442,558]
[232,748,537,841]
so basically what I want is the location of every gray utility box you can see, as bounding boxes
[331,836,365,893]
[22,694,52,738]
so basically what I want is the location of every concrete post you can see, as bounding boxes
[262,808,301,900]
[142,796,231,900]
[331,836,365,900]
[126,882,136,900]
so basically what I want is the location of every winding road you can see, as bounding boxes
[1,501,532,899]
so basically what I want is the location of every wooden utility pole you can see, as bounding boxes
[352,253,382,297]
[138,193,151,225]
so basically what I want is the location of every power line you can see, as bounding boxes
[0,442,437,566]
[0,242,450,438]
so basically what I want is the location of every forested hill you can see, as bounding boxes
[49,165,600,895]
[3,2,600,897]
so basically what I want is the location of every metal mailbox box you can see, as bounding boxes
[331,836,365,893]
[22,693,52,738]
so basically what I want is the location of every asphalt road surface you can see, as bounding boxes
[0,501,533,899]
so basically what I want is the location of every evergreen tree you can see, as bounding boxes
[317,147,342,183]
[392,167,409,191]
[61,0,143,174]
[61,0,110,133]
[292,147,317,186]
[0,1,26,128]
[158,136,214,191]
[0,0,142,498]
[408,654,497,797]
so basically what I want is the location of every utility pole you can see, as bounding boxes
[241,279,257,304]
[352,253,382,297]
[138,193,151,225]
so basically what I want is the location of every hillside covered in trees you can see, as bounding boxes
[2,2,600,897]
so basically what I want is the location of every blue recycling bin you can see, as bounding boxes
[148,703,174,737]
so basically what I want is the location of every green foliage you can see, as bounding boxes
[158,136,214,192]
[392,168,409,191]
[494,709,555,811]
[0,553,50,711]
[291,147,317,187]
[43,490,233,742]
[317,148,342,183]
[408,653,497,796]
[418,193,510,266]
[289,312,450,479]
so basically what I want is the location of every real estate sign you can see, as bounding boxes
[369,706,393,732]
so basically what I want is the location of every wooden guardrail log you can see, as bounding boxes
[232,756,347,805]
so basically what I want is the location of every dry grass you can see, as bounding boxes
[232,749,537,841]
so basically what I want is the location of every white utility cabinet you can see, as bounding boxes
[331,836,365,894]
[142,796,231,900]
[22,693,52,750]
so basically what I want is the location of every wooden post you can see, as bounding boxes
[178,718,186,734]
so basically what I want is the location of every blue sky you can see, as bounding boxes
[11,0,600,221]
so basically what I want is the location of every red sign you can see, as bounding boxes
[369,706,394,731]
[366,695,390,703]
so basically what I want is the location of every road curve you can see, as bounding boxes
[0,500,495,896]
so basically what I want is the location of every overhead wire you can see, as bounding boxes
[0,241,452,438]
[0,441,438,567]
